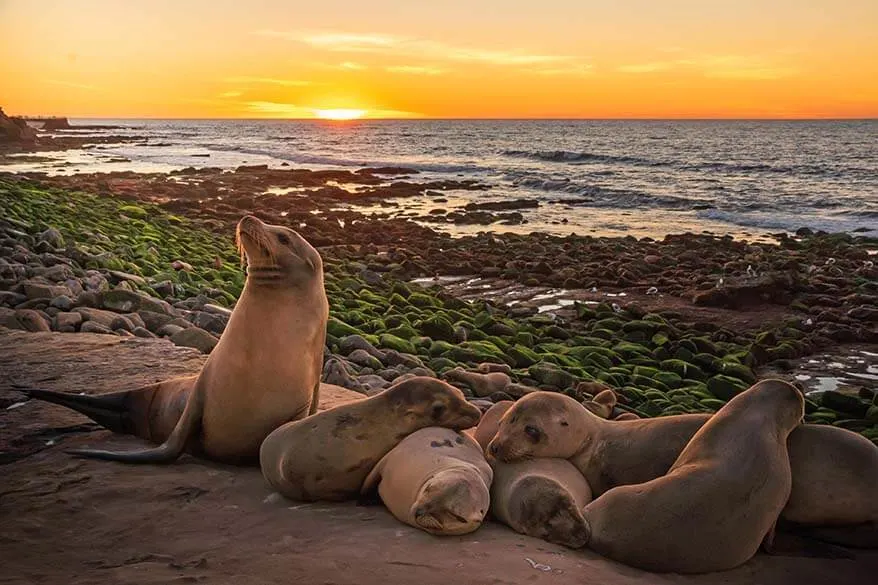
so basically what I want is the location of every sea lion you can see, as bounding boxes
[473,400,513,451]
[487,388,878,529]
[475,401,593,548]
[489,457,592,548]
[443,367,510,398]
[582,388,616,419]
[579,379,804,573]
[361,427,492,535]
[24,215,329,464]
[259,376,481,502]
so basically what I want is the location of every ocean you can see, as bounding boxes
[6,119,877,239]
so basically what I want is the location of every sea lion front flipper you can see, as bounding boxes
[357,451,388,505]
[308,381,320,416]
[65,379,206,464]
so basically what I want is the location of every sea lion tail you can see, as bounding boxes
[20,386,144,436]
[64,381,206,464]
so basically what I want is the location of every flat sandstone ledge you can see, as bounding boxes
[1,328,876,585]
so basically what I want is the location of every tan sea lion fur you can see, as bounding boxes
[473,400,514,451]
[362,427,492,535]
[580,379,804,573]
[582,388,617,419]
[490,457,592,548]
[260,376,481,502]
[476,402,593,548]
[443,367,511,398]
[488,387,878,528]
[25,215,328,464]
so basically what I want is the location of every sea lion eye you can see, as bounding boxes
[277,233,291,245]
[431,403,446,418]
[524,425,541,442]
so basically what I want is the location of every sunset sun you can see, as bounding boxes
[314,108,367,120]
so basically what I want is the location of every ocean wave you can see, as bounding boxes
[502,149,662,167]
[211,145,486,174]
[697,208,878,236]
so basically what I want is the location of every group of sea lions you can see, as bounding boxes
[24,216,878,575]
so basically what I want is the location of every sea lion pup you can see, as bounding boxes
[473,400,514,451]
[475,402,593,548]
[25,215,328,464]
[487,388,878,529]
[582,389,616,419]
[580,379,804,573]
[361,427,492,536]
[259,376,481,502]
[443,367,511,398]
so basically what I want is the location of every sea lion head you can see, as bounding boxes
[487,392,584,462]
[386,376,481,431]
[235,215,322,288]
[410,468,489,535]
[731,378,805,431]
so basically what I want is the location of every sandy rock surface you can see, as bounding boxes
[1,329,876,584]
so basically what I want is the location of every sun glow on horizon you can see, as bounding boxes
[314,108,367,120]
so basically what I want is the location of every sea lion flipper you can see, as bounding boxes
[21,387,137,434]
[360,451,387,496]
[308,381,320,416]
[65,380,206,464]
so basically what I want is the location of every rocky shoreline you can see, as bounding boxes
[1,172,876,450]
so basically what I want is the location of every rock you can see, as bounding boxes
[152,280,176,298]
[138,310,175,333]
[528,363,577,389]
[38,228,64,249]
[80,321,115,335]
[191,311,227,335]
[170,327,218,354]
[107,271,147,286]
[322,357,367,394]
[380,349,424,369]
[202,303,233,317]
[0,291,26,306]
[338,334,384,359]
[34,264,74,282]
[12,309,51,332]
[821,391,869,418]
[132,327,157,338]
[347,349,384,370]
[73,307,132,331]
[157,324,185,337]
[50,295,73,311]
[100,289,146,313]
[706,375,749,401]
[847,306,878,322]
[54,311,83,332]
[22,281,69,300]
[378,333,416,355]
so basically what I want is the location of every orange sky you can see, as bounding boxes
[2,0,877,119]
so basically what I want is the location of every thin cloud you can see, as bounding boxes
[617,54,799,79]
[224,76,312,87]
[386,65,445,75]
[44,79,99,91]
[219,91,243,98]
[258,28,575,67]
[246,101,422,119]
[535,64,594,76]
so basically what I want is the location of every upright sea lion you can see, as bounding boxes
[362,427,492,535]
[475,401,593,548]
[259,376,481,502]
[25,215,329,464]
[487,388,878,528]
[579,379,804,573]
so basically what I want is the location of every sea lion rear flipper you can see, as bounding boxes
[65,380,206,464]
[21,387,139,435]
[358,452,388,505]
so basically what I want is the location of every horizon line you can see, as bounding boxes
[38,115,878,122]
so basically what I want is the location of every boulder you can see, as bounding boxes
[170,327,218,354]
